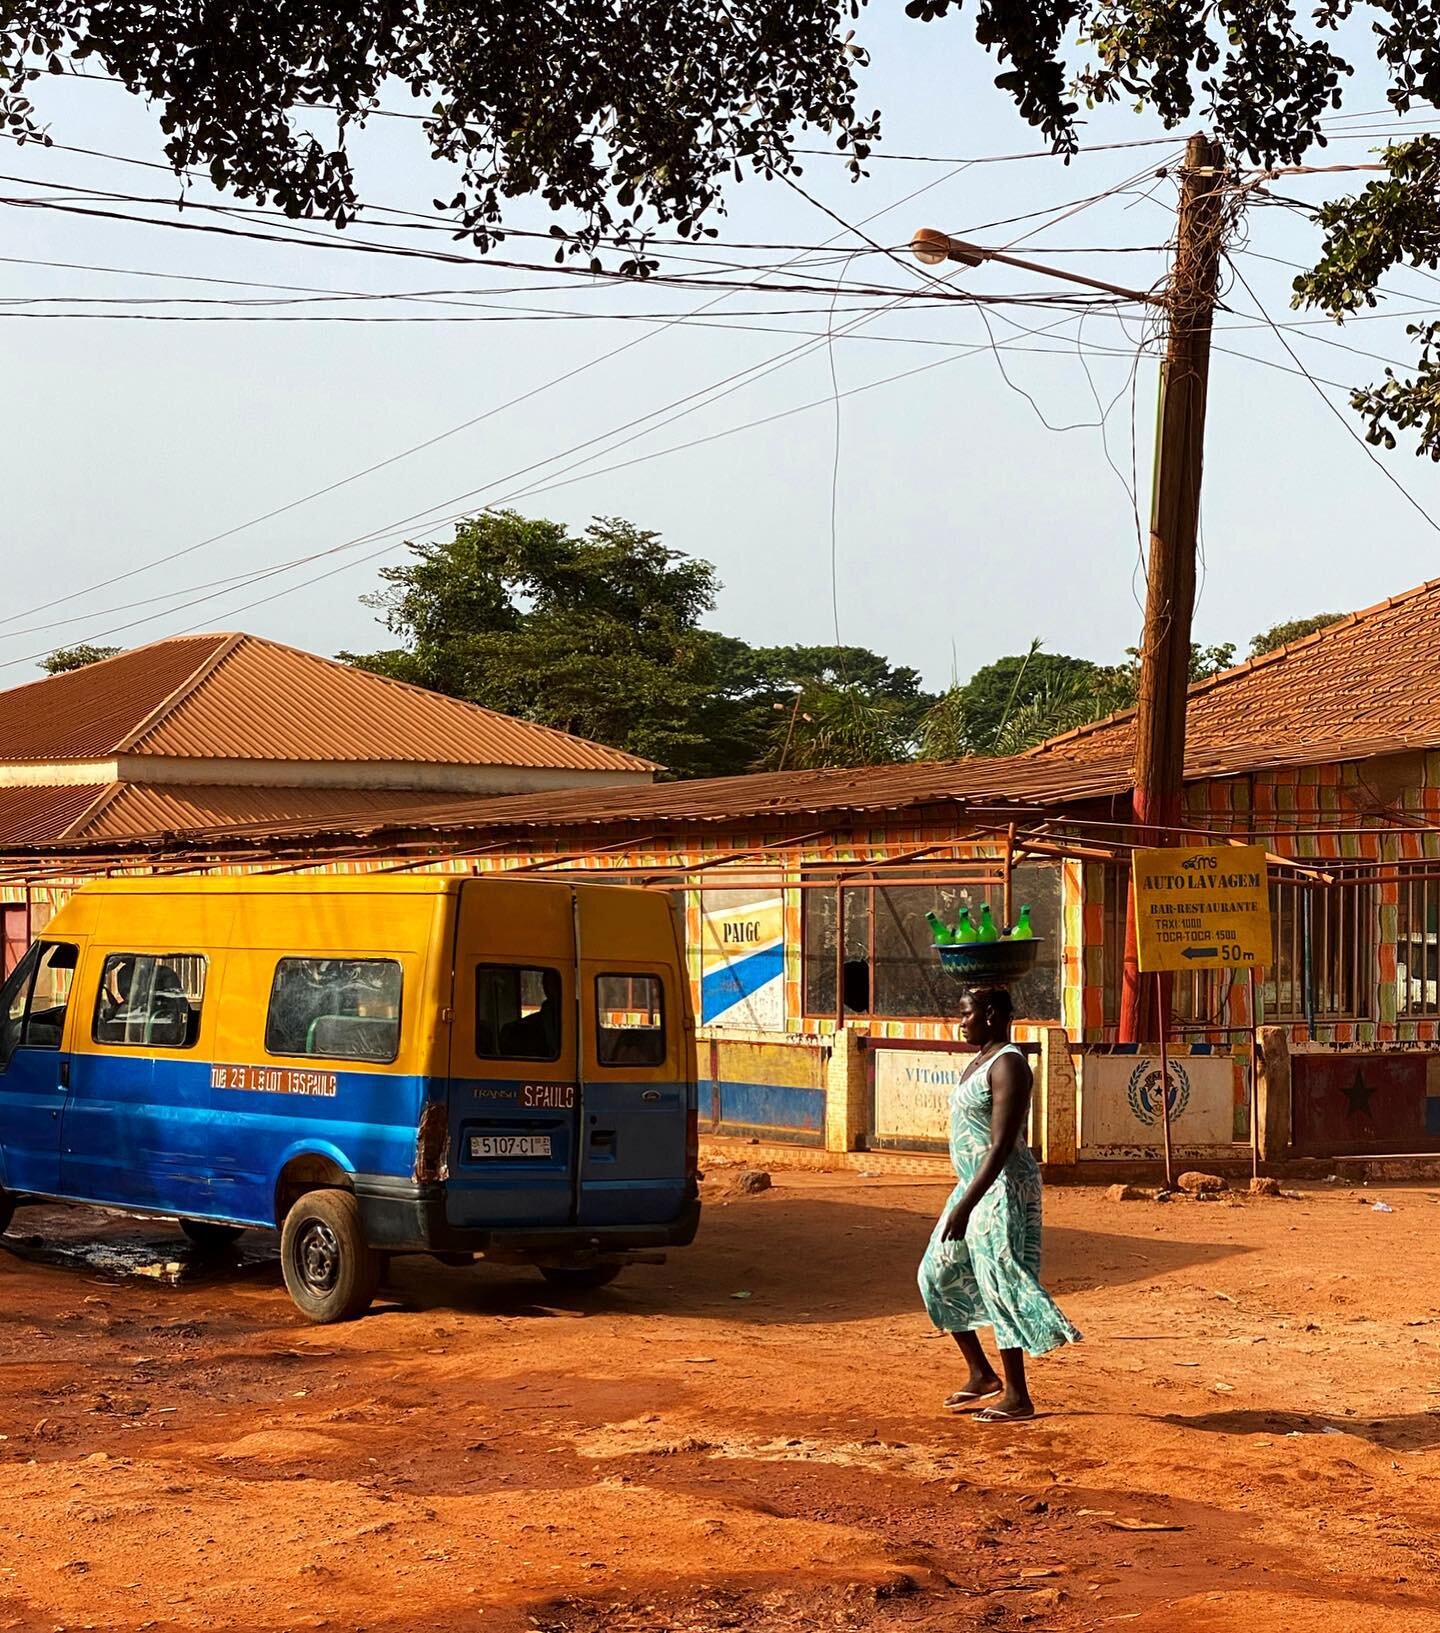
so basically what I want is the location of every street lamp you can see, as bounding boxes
[910,228,986,268]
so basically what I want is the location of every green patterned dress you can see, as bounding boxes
[917,1043,1081,1356]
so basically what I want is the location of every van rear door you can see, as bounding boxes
[575,890,691,1227]
[445,880,579,1229]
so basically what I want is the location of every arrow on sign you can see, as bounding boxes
[1182,947,1219,961]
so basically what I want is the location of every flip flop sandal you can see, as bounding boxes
[944,1388,1001,1410]
[973,1405,1036,1424]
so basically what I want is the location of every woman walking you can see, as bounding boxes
[918,985,1079,1422]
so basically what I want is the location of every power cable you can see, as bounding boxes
[7,154,979,640]
[1225,256,1440,539]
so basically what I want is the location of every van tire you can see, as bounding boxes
[539,1264,621,1292]
[280,1189,380,1324]
[180,1219,245,1251]
[0,1190,13,1237]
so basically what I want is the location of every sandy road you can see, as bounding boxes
[0,1168,1437,1632]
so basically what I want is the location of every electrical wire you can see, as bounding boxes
[1225,255,1440,539]
[5,153,981,640]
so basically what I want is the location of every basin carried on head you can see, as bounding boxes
[936,939,1043,984]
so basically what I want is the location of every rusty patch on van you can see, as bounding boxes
[414,1102,450,1183]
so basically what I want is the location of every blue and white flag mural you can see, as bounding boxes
[700,890,785,1030]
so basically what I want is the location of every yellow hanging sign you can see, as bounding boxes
[1132,844,1273,973]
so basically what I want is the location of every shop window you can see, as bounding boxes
[1107,874,1375,1027]
[802,866,1062,1021]
[1398,877,1440,1018]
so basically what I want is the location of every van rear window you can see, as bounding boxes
[595,974,666,1067]
[265,958,402,1063]
[476,965,562,1062]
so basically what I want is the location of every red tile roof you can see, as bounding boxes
[1028,580,1440,769]
[0,633,656,773]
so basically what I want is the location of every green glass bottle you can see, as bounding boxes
[976,904,999,942]
[925,911,954,946]
[954,906,978,944]
[1012,905,1035,940]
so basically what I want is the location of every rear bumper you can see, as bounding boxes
[353,1174,702,1257]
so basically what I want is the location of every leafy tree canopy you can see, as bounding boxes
[7,6,1440,438]
[345,513,1346,772]
[1248,613,1344,657]
[342,512,927,779]
[40,643,120,674]
[941,648,1102,755]
[0,1,877,268]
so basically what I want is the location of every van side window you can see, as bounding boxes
[595,974,666,1068]
[476,965,562,1062]
[266,958,402,1063]
[93,954,206,1049]
[1,941,78,1067]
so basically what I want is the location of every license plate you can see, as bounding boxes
[469,1134,552,1159]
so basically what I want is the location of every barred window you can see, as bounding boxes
[1106,872,1374,1027]
[1397,877,1440,1018]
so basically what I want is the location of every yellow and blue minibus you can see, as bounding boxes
[0,875,700,1321]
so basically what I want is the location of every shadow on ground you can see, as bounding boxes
[1153,1406,1440,1451]
[1,1193,1247,1326]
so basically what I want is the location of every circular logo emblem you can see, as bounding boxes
[1127,1059,1191,1127]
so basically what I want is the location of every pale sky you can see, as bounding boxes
[4,13,1438,696]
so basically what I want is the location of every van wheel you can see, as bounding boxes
[180,1220,245,1251]
[0,1190,13,1237]
[280,1190,379,1324]
[539,1264,621,1292]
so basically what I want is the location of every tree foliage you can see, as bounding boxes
[1295,136,1440,458]
[348,514,1339,772]
[345,511,729,775]
[0,2,875,267]
[1248,613,1343,657]
[8,5,1440,436]
[343,513,928,778]
[40,643,120,674]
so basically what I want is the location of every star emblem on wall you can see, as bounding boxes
[1341,1067,1373,1120]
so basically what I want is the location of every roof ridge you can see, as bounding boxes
[116,633,243,752]
[59,781,129,842]
[262,633,661,770]
[1027,575,1440,757]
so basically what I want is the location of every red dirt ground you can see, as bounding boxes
[0,1169,1437,1632]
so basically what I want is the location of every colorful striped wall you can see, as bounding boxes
[7,745,1439,1052]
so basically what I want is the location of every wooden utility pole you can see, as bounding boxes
[1118,132,1228,1045]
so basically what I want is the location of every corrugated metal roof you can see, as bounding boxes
[0,786,111,847]
[1029,577,1440,770]
[0,636,232,760]
[134,636,657,771]
[118,731,1437,850]
[2,730,1429,858]
[122,751,1141,843]
[75,783,514,842]
[0,633,655,773]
